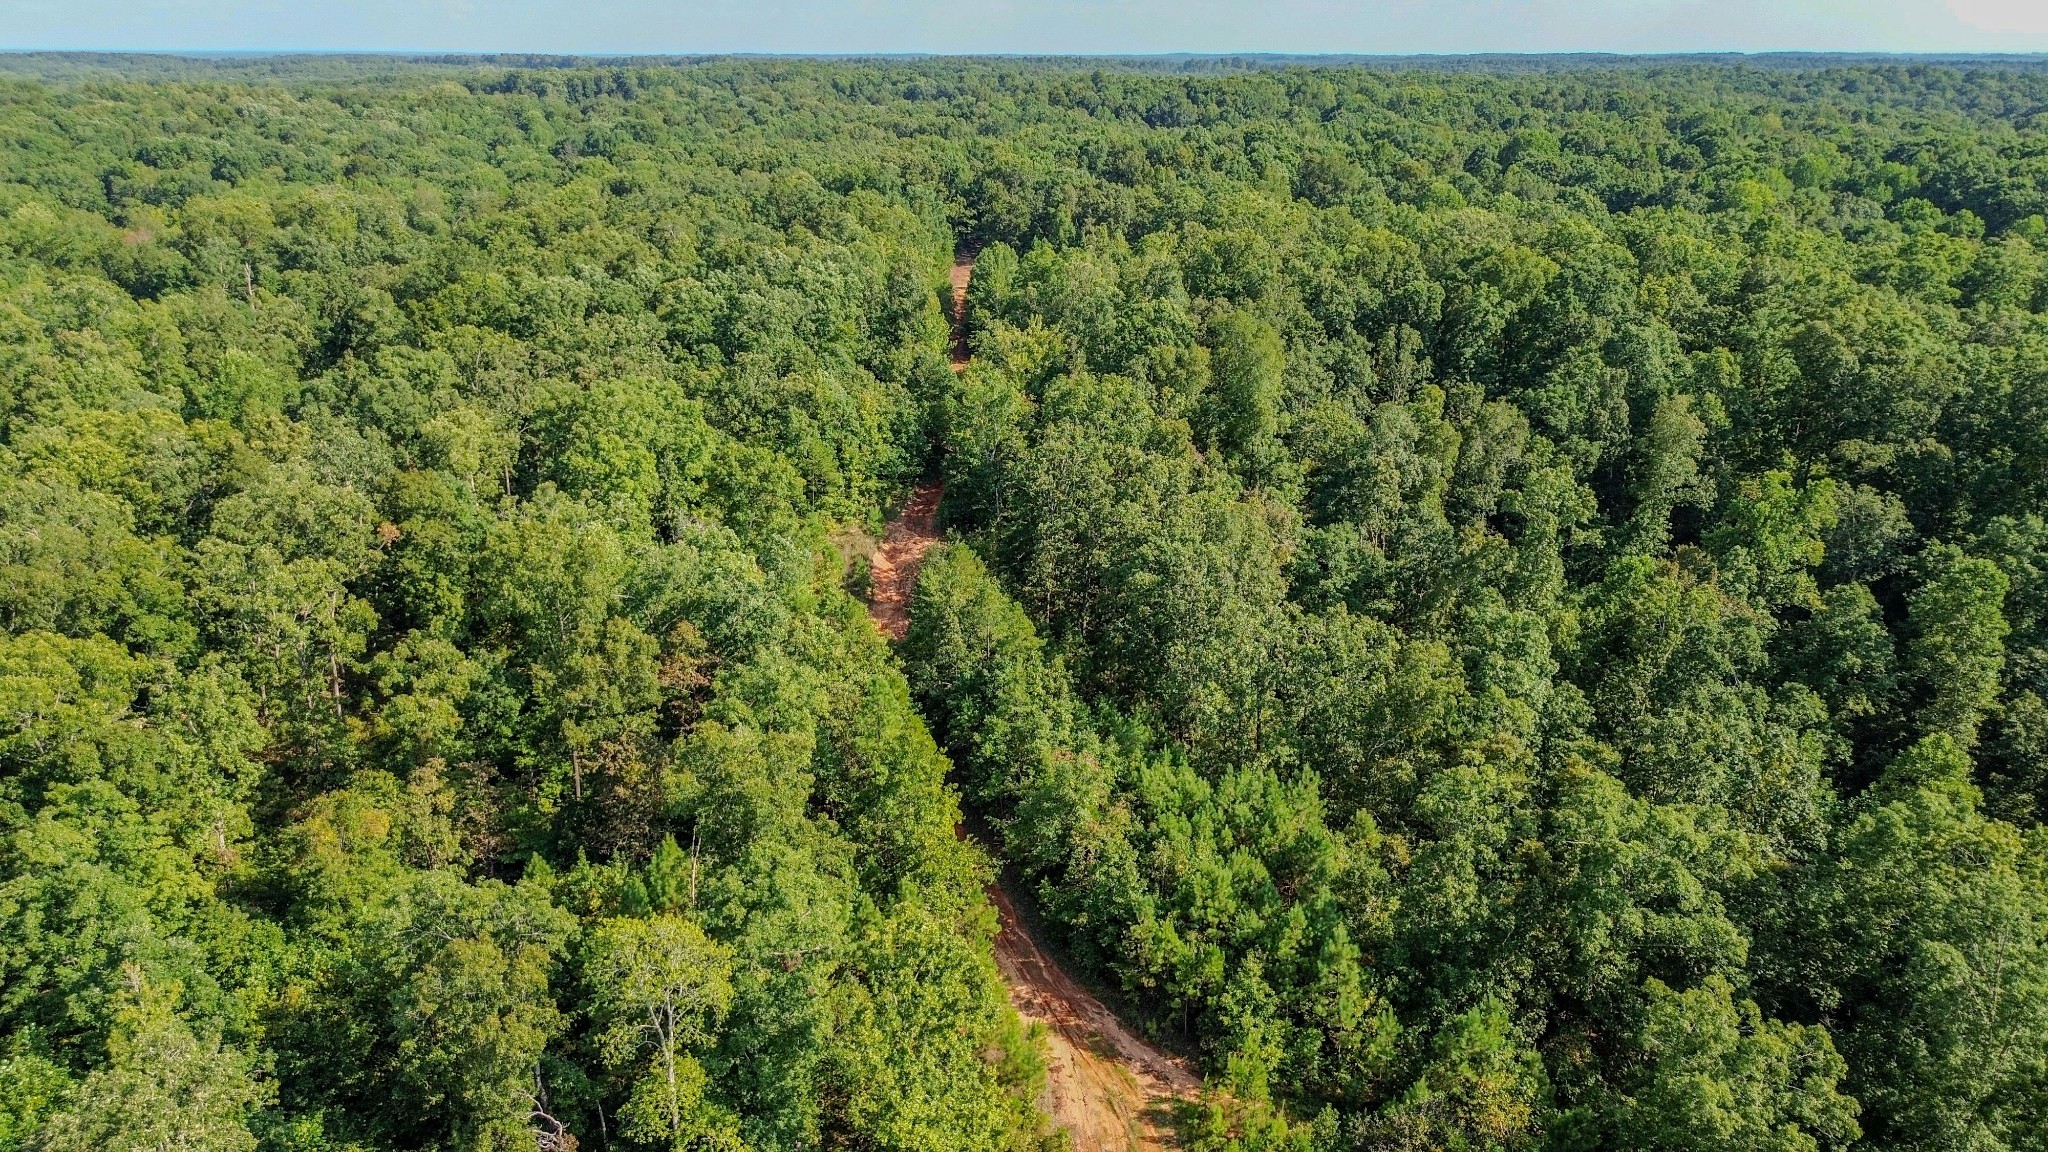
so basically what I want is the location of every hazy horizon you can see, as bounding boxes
[5,0,2047,57]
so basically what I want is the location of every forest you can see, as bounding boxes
[0,51,2045,1152]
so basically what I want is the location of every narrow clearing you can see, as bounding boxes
[948,252,974,370]
[858,253,1199,1150]
[864,482,939,641]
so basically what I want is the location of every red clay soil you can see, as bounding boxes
[865,481,941,642]
[990,885,1202,1150]
[865,250,970,642]
[857,252,1200,1149]
[949,253,974,371]
[867,477,1198,1147]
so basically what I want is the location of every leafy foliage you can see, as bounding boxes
[2,50,2048,1152]
[901,55,2048,1152]
[0,54,1052,1152]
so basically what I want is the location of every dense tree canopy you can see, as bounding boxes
[0,50,2043,1152]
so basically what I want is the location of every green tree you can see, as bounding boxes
[32,979,270,1152]
[1801,736,2048,1150]
[1909,546,2011,748]
[1610,976,1859,1152]
[584,914,740,1150]
[1202,309,1285,478]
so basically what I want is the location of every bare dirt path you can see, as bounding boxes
[856,252,1201,1150]
[990,886,1202,1151]
[865,482,940,642]
[948,251,974,370]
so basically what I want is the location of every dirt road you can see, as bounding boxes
[949,251,974,370]
[862,252,965,644]
[855,250,1201,1150]
[865,482,940,642]
[989,885,1201,1150]
[865,479,1199,1149]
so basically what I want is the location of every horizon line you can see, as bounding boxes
[7,48,2048,60]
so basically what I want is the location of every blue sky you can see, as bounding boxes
[4,0,2046,55]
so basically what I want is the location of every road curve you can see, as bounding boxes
[856,249,1200,1149]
